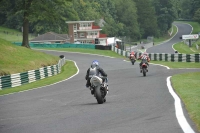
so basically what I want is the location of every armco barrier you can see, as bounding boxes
[112,46,200,62]
[0,57,66,90]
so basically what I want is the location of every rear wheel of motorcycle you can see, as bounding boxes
[95,86,104,104]
[143,68,146,77]
[131,59,135,65]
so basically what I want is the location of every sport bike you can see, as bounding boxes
[90,76,107,104]
[141,63,148,77]
[130,55,136,65]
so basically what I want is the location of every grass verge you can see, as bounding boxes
[34,48,127,59]
[0,61,77,95]
[173,42,200,54]
[153,24,178,45]
[171,72,200,132]
[150,61,200,68]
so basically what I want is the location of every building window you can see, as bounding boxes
[74,33,77,38]
[88,31,98,35]
[80,33,85,38]
[73,24,77,30]
[80,23,92,27]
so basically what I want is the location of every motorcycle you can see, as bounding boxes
[141,62,148,77]
[130,54,136,65]
[90,76,108,104]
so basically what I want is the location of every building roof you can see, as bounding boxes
[30,32,69,42]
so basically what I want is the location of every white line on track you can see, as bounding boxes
[167,77,195,133]
[123,60,170,69]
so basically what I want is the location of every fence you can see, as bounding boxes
[13,42,96,49]
[13,42,112,50]
[112,46,200,62]
[0,57,66,90]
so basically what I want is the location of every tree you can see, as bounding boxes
[0,0,72,48]
[193,8,200,24]
[153,0,177,35]
[190,0,200,18]
[115,0,140,40]
[134,0,158,38]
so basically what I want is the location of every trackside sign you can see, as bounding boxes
[182,34,199,39]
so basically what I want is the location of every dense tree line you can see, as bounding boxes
[0,0,199,47]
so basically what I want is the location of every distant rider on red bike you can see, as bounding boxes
[137,52,150,73]
[129,51,136,60]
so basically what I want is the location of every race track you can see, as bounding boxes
[0,22,199,133]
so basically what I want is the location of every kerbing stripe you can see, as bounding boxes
[167,77,195,133]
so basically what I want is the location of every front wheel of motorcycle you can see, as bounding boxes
[95,86,104,104]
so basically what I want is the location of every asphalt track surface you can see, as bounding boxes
[147,22,193,54]
[0,23,200,133]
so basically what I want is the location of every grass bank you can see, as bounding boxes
[153,24,178,45]
[173,42,200,54]
[0,38,59,76]
[0,26,35,42]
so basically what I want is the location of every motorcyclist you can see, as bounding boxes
[129,51,136,60]
[137,52,150,73]
[85,60,108,94]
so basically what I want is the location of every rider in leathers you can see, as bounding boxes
[129,51,136,60]
[138,52,150,72]
[85,60,108,94]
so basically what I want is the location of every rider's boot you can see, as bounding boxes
[87,85,94,95]
[90,87,94,95]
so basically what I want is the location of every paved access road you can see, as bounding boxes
[0,22,199,133]
[147,22,192,54]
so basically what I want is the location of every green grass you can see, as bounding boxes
[35,48,127,59]
[0,60,77,95]
[0,26,35,42]
[153,24,178,45]
[0,38,59,76]
[173,42,200,54]
[171,72,200,132]
[150,61,200,68]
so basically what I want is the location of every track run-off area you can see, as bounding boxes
[0,22,199,133]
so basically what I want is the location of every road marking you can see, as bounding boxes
[167,76,195,133]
